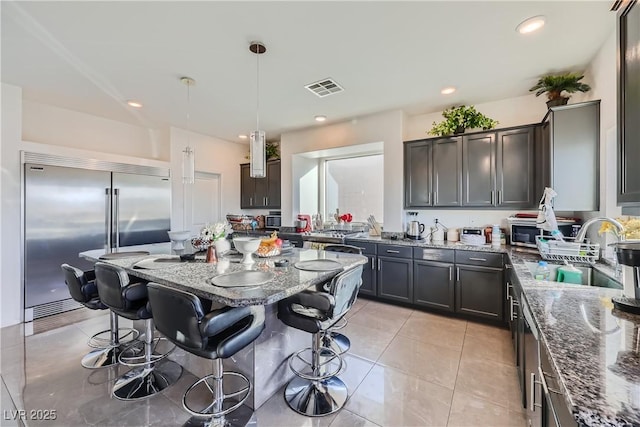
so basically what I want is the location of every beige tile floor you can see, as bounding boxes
[0,298,526,427]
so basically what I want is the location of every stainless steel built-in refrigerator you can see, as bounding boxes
[24,154,171,320]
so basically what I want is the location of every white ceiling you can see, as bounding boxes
[1,1,615,143]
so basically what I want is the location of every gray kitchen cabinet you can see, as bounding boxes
[496,127,535,208]
[618,1,640,207]
[404,137,462,208]
[462,133,495,206]
[539,101,600,211]
[377,244,413,303]
[240,160,281,209]
[404,140,432,207]
[455,250,504,321]
[413,260,455,311]
[346,239,377,297]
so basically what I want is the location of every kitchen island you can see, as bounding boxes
[80,243,367,410]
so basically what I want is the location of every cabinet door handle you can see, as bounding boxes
[530,372,542,410]
[490,190,495,204]
[435,191,438,204]
[264,197,268,205]
[456,267,460,281]
[506,282,512,300]
[371,258,375,271]
[509,296,514,321]
[377,259,381,271]
[469,257,487,262]
[386,250,400,254]
[250,197,253,206]
[449,266,453,281]
[498,190,502,204]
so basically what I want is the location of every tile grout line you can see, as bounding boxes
[445,319,468,426]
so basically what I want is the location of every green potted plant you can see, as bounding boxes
[529,72,591,108]
[428,105,499,136]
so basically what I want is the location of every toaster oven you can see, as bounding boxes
[508,218,576,248]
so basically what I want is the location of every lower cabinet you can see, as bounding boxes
[455,264,504,321]
[413,260,455,311]
[377,256,413,303]
[359,254,377,296]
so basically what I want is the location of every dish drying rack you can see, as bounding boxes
[535,235,599,263]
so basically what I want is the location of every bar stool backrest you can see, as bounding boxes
[94,262,132,310]
[328,265,363,319]
[61,263,93,303]
[147,283,208,350]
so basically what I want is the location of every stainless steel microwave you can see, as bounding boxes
[265,214,281,230]
[508,218,576,248]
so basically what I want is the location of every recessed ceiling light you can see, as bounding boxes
[441,87,456,95]
[516,15,546,34]
[238,134,248,139]
[315,115,327,122]
[126,100,143,108]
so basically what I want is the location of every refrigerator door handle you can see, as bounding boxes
[105,188,112,251]
[114,188,120,250]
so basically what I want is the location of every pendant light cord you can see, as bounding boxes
[256,50,260,130]
[186,81,191,151]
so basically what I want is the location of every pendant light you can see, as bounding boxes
[181,76,196,184]
[249,41,267,178]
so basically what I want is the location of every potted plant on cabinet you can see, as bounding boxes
[529,72,591,108]
[428,105,499,136]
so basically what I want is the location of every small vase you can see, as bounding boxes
[546,97,569,108]
[215,238,231,256]
[206,246,217,264]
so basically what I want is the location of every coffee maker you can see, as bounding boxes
[612,242,640,314]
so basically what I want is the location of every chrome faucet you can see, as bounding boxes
[574,217,625,276]
[574,217,625,243]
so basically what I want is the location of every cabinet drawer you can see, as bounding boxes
[413,247,454,262]
[345,240,377,255]
[377,244,412,259]
[455,250,503,268]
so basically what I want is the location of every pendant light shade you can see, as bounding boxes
[181,76,196,184]
[249,41,267,178]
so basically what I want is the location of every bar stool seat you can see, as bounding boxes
[94,262,181,400]
[61,263,138,369]
[278,265,363,417]
[147,282,266,427]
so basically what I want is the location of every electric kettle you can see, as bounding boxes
[407,221,425,240]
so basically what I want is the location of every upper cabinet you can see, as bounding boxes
[618,0,640,207]
[538,101,600,211]
[405,124,536,209]
[240,160,281,209]
[404,137,462,208]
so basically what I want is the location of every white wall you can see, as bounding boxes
[1,84,24,327]
[22,101,170,161]
[404,93,548,141]
[280,110,404,231]
[169,127,247,231]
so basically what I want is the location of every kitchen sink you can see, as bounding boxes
[524,261,623,289]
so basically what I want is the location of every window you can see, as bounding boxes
[324,154,383,223]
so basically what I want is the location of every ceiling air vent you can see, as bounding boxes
[305,78,344,98]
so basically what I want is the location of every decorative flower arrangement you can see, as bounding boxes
[598,217,640,240]
[191,221,233,251]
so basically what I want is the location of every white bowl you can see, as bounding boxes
[233,237,262,264]
[168,230,191,250]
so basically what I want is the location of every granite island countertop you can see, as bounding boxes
[80,243,367,307]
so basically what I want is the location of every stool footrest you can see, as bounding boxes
[183,371,251,420]
[288,347,343,381]
[118,337,175,367]
[87,327,138,349]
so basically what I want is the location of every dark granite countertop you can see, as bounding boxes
[346,234,509,253]
[80,244,366,307]
[506,248,639,427]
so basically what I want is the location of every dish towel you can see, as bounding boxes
[536,187,563,240]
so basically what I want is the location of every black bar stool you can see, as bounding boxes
[319,244,363,355]
[61,263,138,369]
[94,262,181,400]
[146,282,266,427]
[278,265,363,416]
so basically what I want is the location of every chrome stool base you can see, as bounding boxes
[87,327,138,349]
[322,332,350,355]
[112,360,182,401]
[183,371,251,421]
[81,345,123,369]
[284,376,348,417]
[183,404,254,427]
